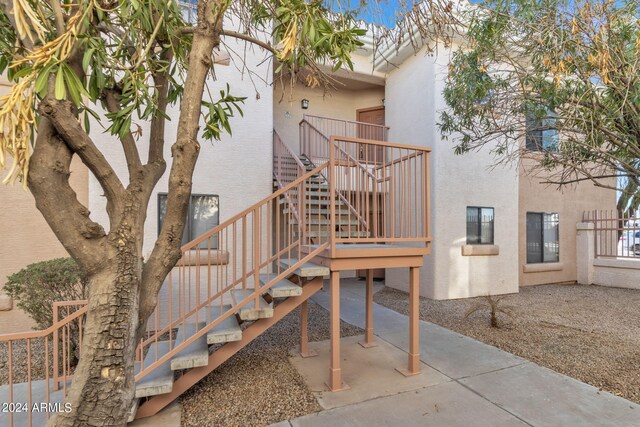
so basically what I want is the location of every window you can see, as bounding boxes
[526,212,559,263]
[525,111,558,151]
[158,194,219,248]
[466,207,495,244]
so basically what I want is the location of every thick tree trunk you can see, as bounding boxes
[27,2,228,424]
[49,251,142,427]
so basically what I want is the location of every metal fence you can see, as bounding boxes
[582,210,640,258]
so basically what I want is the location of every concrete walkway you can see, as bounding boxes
[274,279,640,427]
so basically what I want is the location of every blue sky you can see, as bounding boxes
[330,0,418,27]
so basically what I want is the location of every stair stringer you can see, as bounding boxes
[134,276,324,419]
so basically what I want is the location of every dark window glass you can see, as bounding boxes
[466,207,494,244]
[526,112,558,151]
[158,194,219,248]
[526,212,559,263]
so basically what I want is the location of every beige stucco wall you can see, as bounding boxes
[87,31,274,258]
[0,157,88,287]
[384,45,520,300]
[273,82,385,153]
[0,79,89,288]
[518,159,616,286]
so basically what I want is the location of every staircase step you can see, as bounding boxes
[304,190,331,198]
[284,207,352,215]
[135,340,174,398]
[291,218,359,226]
[207,304,243,344]
[170,323,209,370]
[279,259,330,277]
[232,290,274,320]
[128,398,140,422]
[259,274,302,297]
[306,183,328,189]
[307,230,369,238]
[280,198,344,206]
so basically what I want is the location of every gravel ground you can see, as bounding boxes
[0,338,61,384]
[373,284,640,404]
[180,299,364,427]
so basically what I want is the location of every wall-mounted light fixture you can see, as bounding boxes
[301,99,310,109]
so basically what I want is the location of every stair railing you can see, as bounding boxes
[134,162,331,383]
[303,114,389,142]
[299,115,431,248]
[330,136,431,246]
[0,300,88,427]
[299,119,371,233]
[273,130,306,224]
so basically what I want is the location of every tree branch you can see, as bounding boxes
[222,30,275,54]
[139,0,228,331]
[27,119,109,274]
[38,97,125,213]
[180,27,276,54]
[46,0,65,37]
[103,89,143,178]
[147,49,173,170]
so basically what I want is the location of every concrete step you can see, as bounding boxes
[307,230,369,238]
[291,218,359,226]
[207,304,243,344]
[280,198,345,206]
[135,340,174,398]
[304,190,331,198]
[279,259,330,277]
[232,290,274,321]
[170,322,209,370]
[128,398,140,422]
[283,207,352,215]
[259,274,302,298]
[307,177,326,183]
[306,183,328,190]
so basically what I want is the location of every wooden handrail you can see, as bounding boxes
[303,114,390,130]
[0,301,88,341]
[182,162,328,249]
[135,242,329,381]
[273,130,305,172]
[331,135,431,152]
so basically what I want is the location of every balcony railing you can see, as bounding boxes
[299,116,430,247]
[302,114,389,143]
[583,210,640,258]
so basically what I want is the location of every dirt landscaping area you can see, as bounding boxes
[374,283,640,404]
[180,300,363,426]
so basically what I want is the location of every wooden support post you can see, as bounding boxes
[398,266,421,376]
[327,270,349,391]
[359,269,377,348]
[299,300,317,358]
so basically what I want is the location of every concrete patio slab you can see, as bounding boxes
[278,278,640,427]
[460,363,640,427]
[312,280,527,379]
[289,335,449,409]
[289,381,529,427]
[0,379,65,427]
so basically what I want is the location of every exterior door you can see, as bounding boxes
[357,107,385,164]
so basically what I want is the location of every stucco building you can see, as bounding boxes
[0,13,615,307]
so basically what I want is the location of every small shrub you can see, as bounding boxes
[4,258,88,330]
[464,295,514,328]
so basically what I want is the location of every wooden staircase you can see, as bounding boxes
[132,262,327,419]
